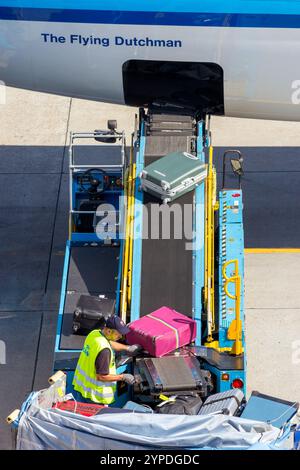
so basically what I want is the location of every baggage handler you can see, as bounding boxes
[72,316,142,404]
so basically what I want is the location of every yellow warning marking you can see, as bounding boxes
[245,248,300,254]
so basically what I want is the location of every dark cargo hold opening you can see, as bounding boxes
[122,60,224,116]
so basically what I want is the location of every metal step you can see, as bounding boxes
[144,136,194,155]
[149,129,195,137]
[150,121,193,131]
[150,113,194,123]
[147,112,195,136]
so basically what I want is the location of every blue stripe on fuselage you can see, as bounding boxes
[2,1,300,16]
[1,6,300,28]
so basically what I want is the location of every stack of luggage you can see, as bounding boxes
[127,306,213,414]
[71,299,246,418]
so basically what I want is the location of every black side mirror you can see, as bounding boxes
[230,157,244,177]
[107,120,117,132]
[94,120,118,143]
[222,150,244,189]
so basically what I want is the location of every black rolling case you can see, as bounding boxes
[135,355,213,399]
[72,294,116,334]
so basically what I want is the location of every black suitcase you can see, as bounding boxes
[135,355,213,398]
[155,392,202,415]
[72,294,116,334]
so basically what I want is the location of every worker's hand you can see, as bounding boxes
[122,373,136,385]
[126,344,143,357]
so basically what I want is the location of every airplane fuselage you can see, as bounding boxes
[1,1,300,119]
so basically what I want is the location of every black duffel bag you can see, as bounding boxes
[155,392,202,415]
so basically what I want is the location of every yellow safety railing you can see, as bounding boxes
[204,146,217,342]
[127,163,136,307]
[222,259,243,356]
[120,145,135,322]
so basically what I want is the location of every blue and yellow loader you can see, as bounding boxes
[7,111,299,450]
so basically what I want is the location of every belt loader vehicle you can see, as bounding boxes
[7,111,298,450]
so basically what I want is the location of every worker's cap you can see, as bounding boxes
[105,315,130,335]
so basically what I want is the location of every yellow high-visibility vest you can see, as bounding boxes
[72,330,116,404]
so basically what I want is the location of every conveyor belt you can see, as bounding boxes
[140,115,196,317]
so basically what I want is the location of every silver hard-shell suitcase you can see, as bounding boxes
[198,389,245,416]
[140,151,207,203]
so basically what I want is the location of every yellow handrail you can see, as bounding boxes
[127,163,136,306]
[205,146,216,342]
[222,259,243,356]
[120,145,135,321]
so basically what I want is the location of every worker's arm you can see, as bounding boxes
[109,341,130,352]
[96,373,124,382]
[95,348,129,382]
[110,342,143,356]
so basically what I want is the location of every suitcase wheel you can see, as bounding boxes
[72,322,81,334]
[74,308,81,318]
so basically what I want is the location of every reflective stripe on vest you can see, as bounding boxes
[75,364,116,388]
[72,330,116,404]
[72,376,115,400]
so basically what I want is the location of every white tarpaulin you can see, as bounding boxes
[15,378,291,450]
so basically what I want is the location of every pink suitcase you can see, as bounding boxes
[126,306,197,357]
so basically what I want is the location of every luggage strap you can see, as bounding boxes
[147,314,180,349]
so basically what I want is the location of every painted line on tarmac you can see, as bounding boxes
[245,248,300,253]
